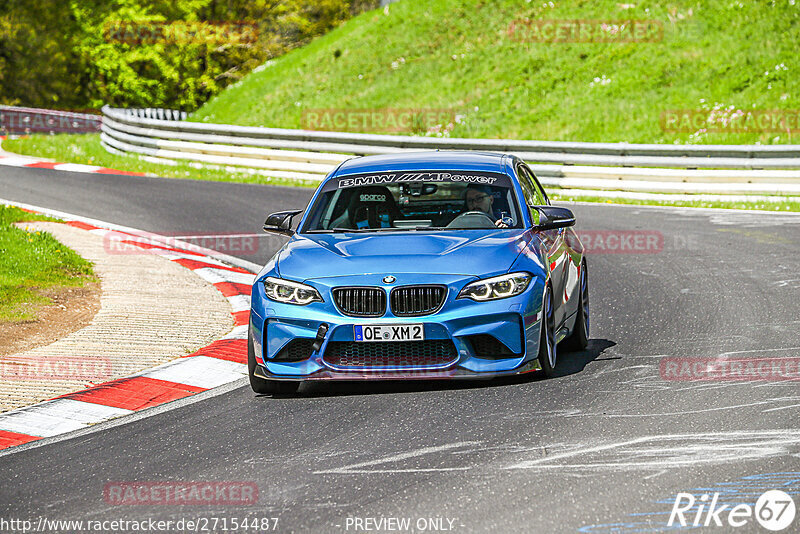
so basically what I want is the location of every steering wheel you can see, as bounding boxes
[446,210,498,229]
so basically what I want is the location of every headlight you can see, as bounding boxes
[457,272,532,301]
[263,277,323,305]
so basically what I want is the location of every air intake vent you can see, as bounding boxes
[323,340,458,369]
[467,334,521,359]
[390,285,447,316]
[272,339,316,362]
[332,287,386,317]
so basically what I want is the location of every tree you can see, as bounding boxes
[0,0,378,110]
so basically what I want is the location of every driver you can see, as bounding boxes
[463,184,509,228]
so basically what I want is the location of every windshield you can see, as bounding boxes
[302,170,522,232]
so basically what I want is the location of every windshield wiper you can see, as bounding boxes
[330,227,403,233]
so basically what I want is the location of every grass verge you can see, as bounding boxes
[0,205,96,322]
[192,0,799,145]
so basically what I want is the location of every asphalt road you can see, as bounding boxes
[1,167,799,533]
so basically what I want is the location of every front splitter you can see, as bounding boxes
[253,358,541,381]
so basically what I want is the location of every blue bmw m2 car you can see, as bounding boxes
[248,151,588,394]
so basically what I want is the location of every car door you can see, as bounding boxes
[517,163,570,329]
[530,164,584,323]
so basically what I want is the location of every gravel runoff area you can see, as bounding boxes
[0,221,234,412]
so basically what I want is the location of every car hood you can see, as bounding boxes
[277,230,530,281]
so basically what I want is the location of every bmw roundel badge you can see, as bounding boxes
[383,275,396,284]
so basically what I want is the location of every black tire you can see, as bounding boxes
[537,285,558,378]
[248,328,300,395]
[562,260,589,352]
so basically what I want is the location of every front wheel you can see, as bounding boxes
[537,285,558,378]
[248,328,300,395]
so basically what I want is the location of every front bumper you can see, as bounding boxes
[252,358,541,381]
[249,274,545,381]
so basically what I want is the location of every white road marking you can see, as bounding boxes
[754,382,800,389]
[222,325,249,340]
[139,356,247,389]
[193,267,255,285]
[718,346,800,356]
[160,252,233,268]
[505,430,800,472]
[0,399,132,437]
[523,398,800,419]
[227,294,252,312]
[52,163,104,173]
[762,403,800,413]
[643,469,668,480]
[315,431,800,476]
[0,157,37,167]
[314,441,481,474]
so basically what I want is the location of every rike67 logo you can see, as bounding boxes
[669,490,796,531]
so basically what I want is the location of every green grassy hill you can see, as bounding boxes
[190,0,799,145]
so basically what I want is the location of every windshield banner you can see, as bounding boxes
[333,171,509,189]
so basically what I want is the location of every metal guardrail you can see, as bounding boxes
[1,105,102,135]
[99,106,800,193]
[102,106,800,164]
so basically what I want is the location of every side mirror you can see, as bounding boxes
[263,210,302,236]
[534,206,576,231]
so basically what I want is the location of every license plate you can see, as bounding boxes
[354,324,424,342]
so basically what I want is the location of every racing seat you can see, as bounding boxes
[345,186,401,229]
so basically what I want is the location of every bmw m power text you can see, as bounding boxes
[248,152,589,394]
